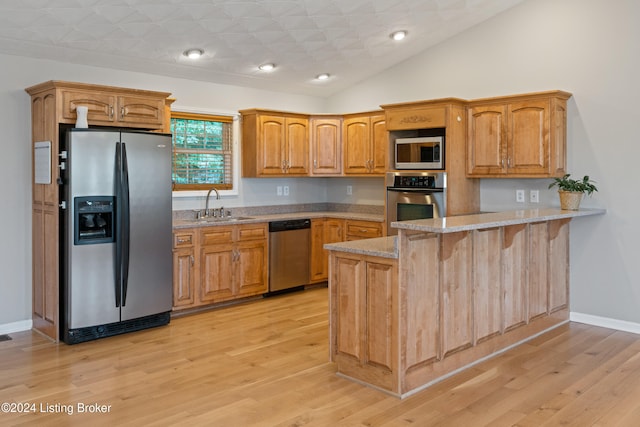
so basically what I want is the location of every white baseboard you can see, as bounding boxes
[0,320,32,335]
[571,312,640,335]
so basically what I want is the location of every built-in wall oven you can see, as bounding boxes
[386,171,446,235]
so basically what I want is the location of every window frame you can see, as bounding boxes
[170,111,235,192]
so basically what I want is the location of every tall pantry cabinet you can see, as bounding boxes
[25,81,173,341]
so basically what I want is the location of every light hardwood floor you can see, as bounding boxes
[1,286,640,426]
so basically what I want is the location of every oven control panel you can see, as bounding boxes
[393,175,436,188]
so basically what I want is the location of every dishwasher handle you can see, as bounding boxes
[269,219,311,232]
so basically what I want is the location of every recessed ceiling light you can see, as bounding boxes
[390,30,407,41]
[183,48,204,59]
[316,73,330,80]
[258,63,276,71]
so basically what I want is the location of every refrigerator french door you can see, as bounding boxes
[61,129,173,344]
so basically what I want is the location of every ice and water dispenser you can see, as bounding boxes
[74,196,115,245]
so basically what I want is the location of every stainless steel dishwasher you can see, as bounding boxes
[268,219,311,293]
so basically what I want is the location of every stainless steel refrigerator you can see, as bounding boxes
[60,128,173,344]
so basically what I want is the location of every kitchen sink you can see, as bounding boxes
[196,216,254,223]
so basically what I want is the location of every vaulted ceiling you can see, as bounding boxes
[0,0,524,96]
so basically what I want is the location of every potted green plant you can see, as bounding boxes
[548,174,598,210]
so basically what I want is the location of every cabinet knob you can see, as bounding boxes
[190,255,195,265]
[120,106,125,120]
[109,106,114,119]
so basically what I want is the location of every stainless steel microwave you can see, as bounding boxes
[394,136,444,170]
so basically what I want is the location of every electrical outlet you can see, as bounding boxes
[277,186,282,196]
[347,185,352,195]
[516,189,525,203]
[283,186,289,196]
[530,190,539,203]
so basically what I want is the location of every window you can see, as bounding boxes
[170,112,233,191]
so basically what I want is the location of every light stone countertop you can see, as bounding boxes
[392,208,606,234]
[324,236,398,259]
[173,211,384,230]
[323,208,605,259]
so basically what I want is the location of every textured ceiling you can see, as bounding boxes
[0,0,524,97]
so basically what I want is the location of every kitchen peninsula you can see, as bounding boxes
[325,208,605,397]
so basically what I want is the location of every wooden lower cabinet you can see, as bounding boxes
[172,230,197,308]
[309,218,346,283]
[309,217,383,284]
[172,223,268,310]
[330,253,398,391]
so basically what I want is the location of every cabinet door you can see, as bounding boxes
[311,118,342,175]
[467,105,507,176]
[324,218,345,245]
[284,117,309,174]
[200,244,235,303]
[343,117,370,174]
[370,114,387,174]
[258,115,286,175]
[333,254,364,360]
[61,90,116,124]
[507,100,550,175]
[117,95,165,127]
[173,248,196,308]
[309,219,327,283]
[236,240,268,296]
[364,259,396,372]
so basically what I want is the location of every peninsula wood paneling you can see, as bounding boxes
[549,219,571,312]
[400,232,440,372]
[335,256,362,360]
[329,216,575,396]
[529,222,549,320]
[473,228,502,343]
[365,261,396,371]
[440,232,473,357]
[502,224,528,331]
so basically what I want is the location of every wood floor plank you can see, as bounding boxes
[1,287,640,426]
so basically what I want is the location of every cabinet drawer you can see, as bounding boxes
[173,231,195,248]
[237,223,268,241]
[345,220,383,239]
[385,107,446,131]
[200,227,234,245]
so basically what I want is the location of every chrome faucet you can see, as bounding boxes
[204,187,220,217]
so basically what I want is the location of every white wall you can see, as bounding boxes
[327,0,639,324]
[0,54,330,329]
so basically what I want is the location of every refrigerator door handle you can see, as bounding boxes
[121,142,131,307]
[115,142,123,308]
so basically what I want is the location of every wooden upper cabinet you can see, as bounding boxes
[467,91,571,178]
[467,104,507,175]
[343,112,387,175]
[284,116,309,174]
[116,95,166,127]
[310,117,342,175]
[58,86,168,129]
[240,110,309,177]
